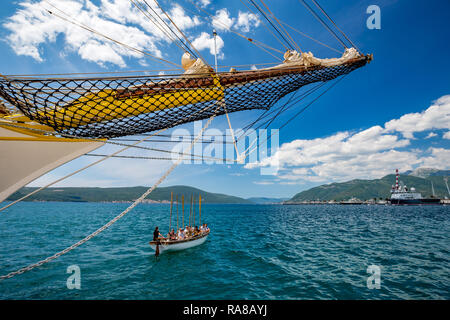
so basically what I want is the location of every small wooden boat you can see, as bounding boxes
[150,193,209,254]
[149,231,209,254]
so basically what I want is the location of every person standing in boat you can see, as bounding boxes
[153,226,164,241]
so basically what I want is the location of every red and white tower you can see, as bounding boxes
[395,169,399,190]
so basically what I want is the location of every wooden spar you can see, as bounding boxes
[199,194,202,226]
[193,194,195,227]
[169,191,173,231]
[115,59,367,99]
[182,195,185,228]
[176,194,179,230]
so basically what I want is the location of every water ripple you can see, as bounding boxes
[0,202,449,299]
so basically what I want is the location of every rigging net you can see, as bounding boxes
[0,55,368,139]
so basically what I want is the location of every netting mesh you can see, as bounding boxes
[0,58,367,138]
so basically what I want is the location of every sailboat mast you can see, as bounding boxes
[190,194,193,227]
[444,177,450,197]
[169,191,173,231]
[431,181,436,197]
[176,194,179,230]
[182,195,185,228]
[199,194,202,225]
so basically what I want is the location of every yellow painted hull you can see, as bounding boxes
[39,84,224,129]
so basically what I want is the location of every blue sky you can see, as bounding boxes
[1,0,449,198]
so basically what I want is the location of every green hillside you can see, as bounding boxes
[6,185,252,204]
[289,173,450,202]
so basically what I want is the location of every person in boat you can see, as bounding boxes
[194,226,200,236]
[153,226,164,242]
[178,228,186,240]
[185,226,193,237]
[204,224,210,233]
[168,228,177,240]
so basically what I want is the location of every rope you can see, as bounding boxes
[0,104,221,281]
[248,0,294,50]
[42,1,180,68]
[258,0,303,53]
[238,0,290,52]
[129,0,193,57]
[141,0,198,58]
[310,0,361,53]
[239,76,346,162]
[186,0,284,61]
[0,96,237,213]
[222,103,241,161]
[152,0,207,63]
[299,0,347,50]
[277,20,341,54]
[85,154,189,160]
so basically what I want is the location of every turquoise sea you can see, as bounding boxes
[0,202,449,300]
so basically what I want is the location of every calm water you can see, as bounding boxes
[0,202,449,300]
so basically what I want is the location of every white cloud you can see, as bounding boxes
[77,40,126,67]
[212,9,260,33]
[198,0,211,7]
[425,132,437,139]
[169,4,201,30]
[236,11,260,32]
[212,8,235,31]
[245,95,450,183]
[384,95,450,138]
[443,131,450,139]
[3,0,203,67]
[192,32,224,58]
[253,181,275,185]
[421,148,450,168]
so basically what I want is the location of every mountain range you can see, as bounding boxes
[287,168,450,202]
[6,185,253,204]
[5,168,449,204]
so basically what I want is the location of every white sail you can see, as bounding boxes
[0,125,104,202]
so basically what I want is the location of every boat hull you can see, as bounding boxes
[0,124,104,202]
[390,198,441,205]
[149,233,208,253]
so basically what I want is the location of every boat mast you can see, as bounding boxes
[199,194,202,226]
[176,194,179,230]
[169,191,173,231]
[190,194,193,227]
[182,195,185,228]
[444,177,450,198]
[431,181,436,197]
